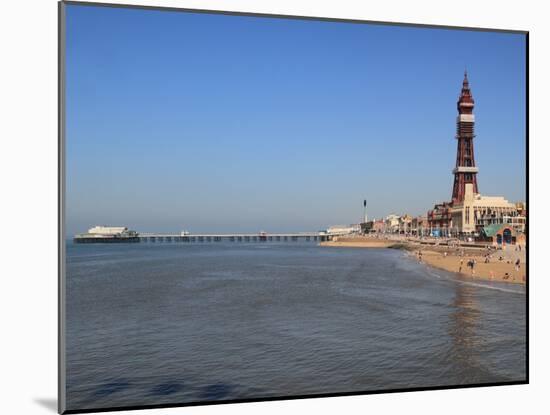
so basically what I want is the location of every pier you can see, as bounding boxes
[137,232,345,243]
[73,226,354,244]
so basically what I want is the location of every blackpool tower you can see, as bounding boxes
[451,71,479,203]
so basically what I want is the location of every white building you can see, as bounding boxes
[385,214,400,233]
[326,225,358,235]
[87,226,135,236]
[450,184,524,235]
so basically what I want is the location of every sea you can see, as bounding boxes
[64,241,527,411]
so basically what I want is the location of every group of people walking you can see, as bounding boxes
[458,258,476,275]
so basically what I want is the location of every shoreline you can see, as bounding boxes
[321,237,526,285]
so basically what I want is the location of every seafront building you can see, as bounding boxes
[385,214,400,233]
[474,201,526,233]
[326,225,360,235]
[411,215,429,236]
[427,72,526,241]
[361,218,386,234]
[398,214,413,234]
[478,223,526,246]
[362,215,420,235]
[449,184,524,235]
[371,219,386,233]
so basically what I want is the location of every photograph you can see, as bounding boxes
[60,2,527,413]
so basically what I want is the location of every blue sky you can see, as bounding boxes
[65,4,526,235]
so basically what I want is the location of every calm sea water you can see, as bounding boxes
[65,242,526,411]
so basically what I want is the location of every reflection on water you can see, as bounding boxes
[65,242,526,411]
[449,284,483,375]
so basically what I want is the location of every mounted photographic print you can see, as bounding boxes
[59,1,528,413]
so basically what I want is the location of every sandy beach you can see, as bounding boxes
[412,248,526,284]
[321,236,526,285]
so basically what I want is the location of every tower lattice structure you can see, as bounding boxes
[451,71,479,204]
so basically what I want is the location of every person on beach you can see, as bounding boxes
[459,258,463,273]
[515,258,521,271]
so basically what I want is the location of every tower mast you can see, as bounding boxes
[451,71,479,203]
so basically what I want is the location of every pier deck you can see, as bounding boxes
[137,232,344,243]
